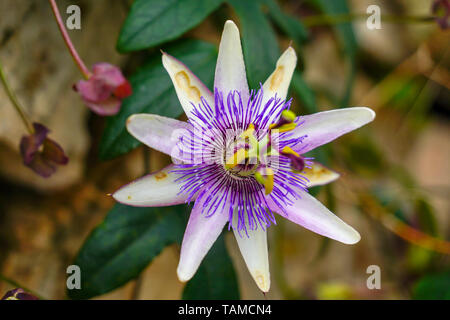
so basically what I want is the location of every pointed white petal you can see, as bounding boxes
[267,190,360,244]
[113,164,190,207]
[288,107,376,154]
[233,225,270,292]
[214,20,249,102]
[303,162,340,187]
[177,189,230,282]
[126,113,191,160]
[262,46,297,102]
[162,52,214,118]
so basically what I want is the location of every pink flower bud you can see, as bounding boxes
[75,63,132,116]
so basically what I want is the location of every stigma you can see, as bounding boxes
[223,110,304,195]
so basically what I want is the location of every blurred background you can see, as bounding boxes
[0,0,448,299]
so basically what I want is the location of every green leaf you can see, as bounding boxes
[291,71,317,114]
[68,204,188,299]
[228,0,316,115]
[117,0,224,52]
[182,234,240,299]
[99,40,217,160]
[414,197,438,237]
[262,0,309,44]
[228,0,279,88]
[413,270,450,300]
[314,0,357,106]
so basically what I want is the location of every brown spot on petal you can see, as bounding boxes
[155,171,167,180]
[303,163,338,186]
[127,195,132,200]
[270,65,284,91]
[304,165,327,179]
[254,271,268,292]
[175,71,201,103]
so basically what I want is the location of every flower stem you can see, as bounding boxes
[0,59,34,134]
[303,13,435,27]
[0,273,47,300]
[48,0,91,79]
[359,194,450,254]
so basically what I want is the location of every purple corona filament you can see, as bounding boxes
[171,87,311,236]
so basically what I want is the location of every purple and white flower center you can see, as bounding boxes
[172,88,311,235]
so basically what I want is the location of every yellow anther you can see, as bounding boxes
[240,123,259,159]
[240,123,255,138]
[276,122,297,133]
[225,148,248,169]
[255,168,274,195]
[264,168,274,195]
[281,146,300,157]
[269,110,297,130]
[254,171,265,185]
[281,110,296,122]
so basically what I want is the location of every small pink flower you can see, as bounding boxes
[20,122,69,178]
[75,63,132,116]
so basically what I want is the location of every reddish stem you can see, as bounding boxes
[48,0,91,79]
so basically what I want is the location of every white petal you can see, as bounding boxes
[214,20,249,102]
[262,46,297,102]
[126,113,191,160]
[289,107,376,154]
[162,52,214,118]
[303,162,340,187]
[232,224,270,292]
[177,189,230,282]
[267,190,360,244]
[113,164,189,207]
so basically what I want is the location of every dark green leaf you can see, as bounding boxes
[262,0,309,44]
[117,0,224,52]
[343,134,385,176]
[315,0,356,57]
[291,71,317,114]
[182,234,240,299]
[68,204,188,299]
[228,1,316,115]
[228,0,279,88]
[413,270,450,300]
[315,0,357,106]
[414,197,438,237]
[99,40,217,160]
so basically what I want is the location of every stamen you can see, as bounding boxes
[276,122,297,132]
[281,109,296,122]
[269,110,297,131]
[255,167,274,195]
[240,123,259,159]
[281,146,300,157]
[281,146,305,172]
[225,123,259,169]
[225,148,248,169]
[241,123,255,136]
